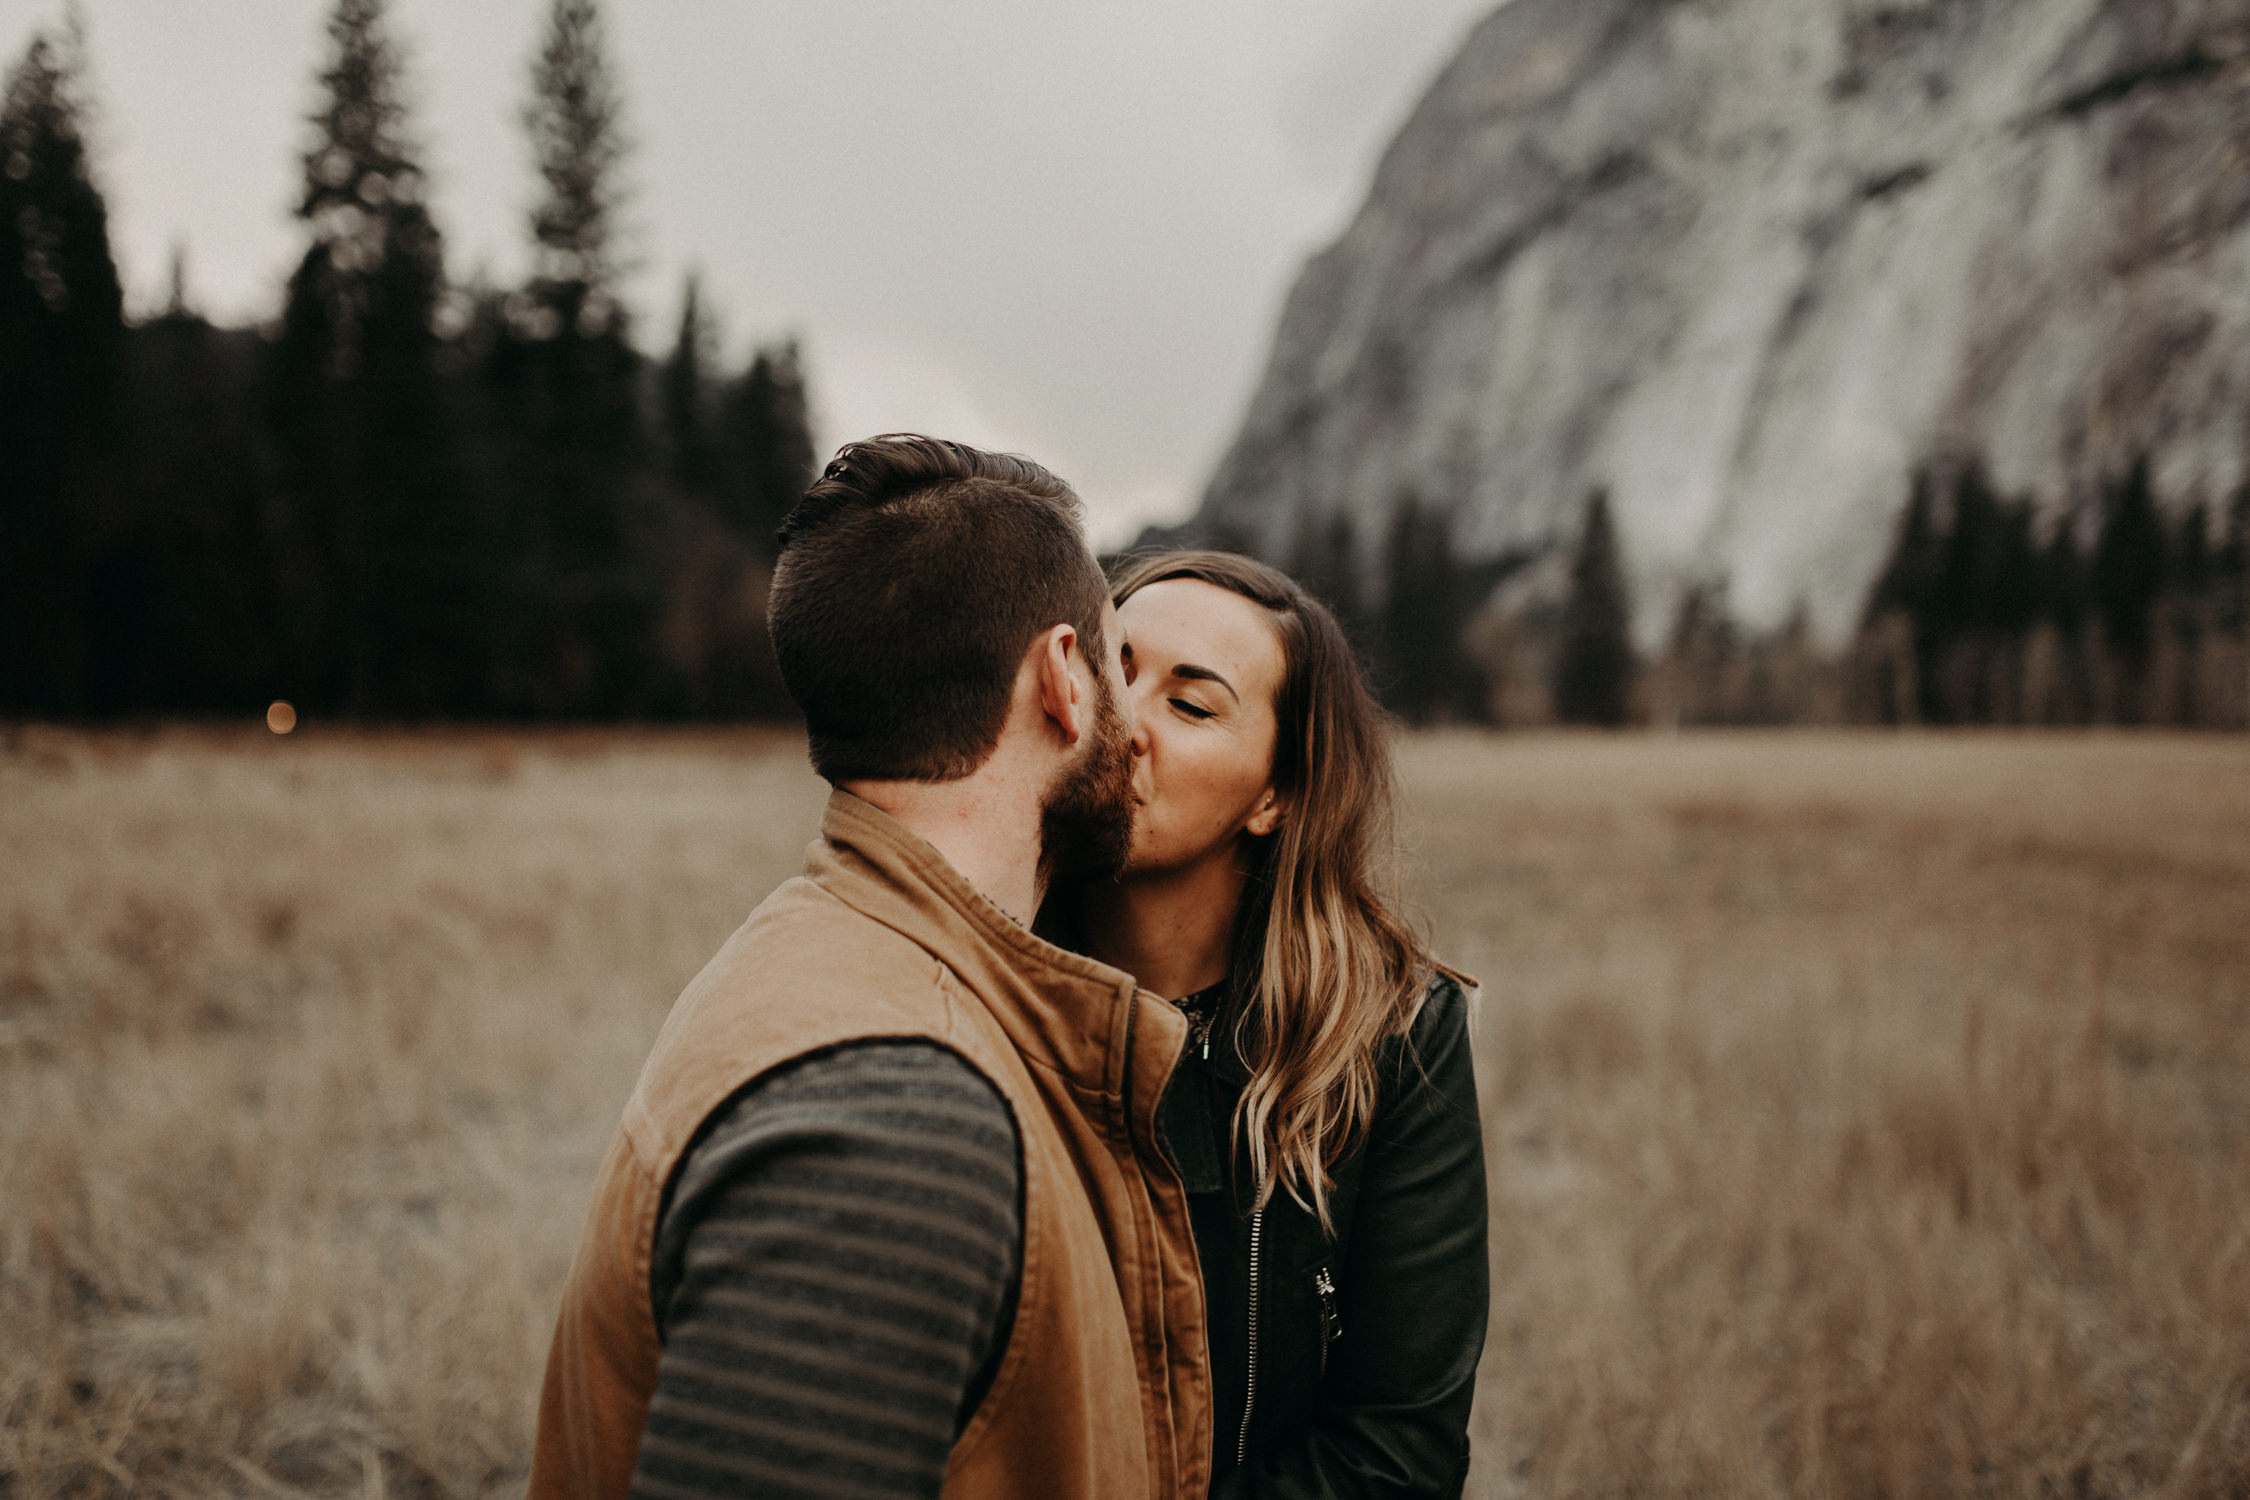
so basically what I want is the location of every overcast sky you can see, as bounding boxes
[6,0,1498,547]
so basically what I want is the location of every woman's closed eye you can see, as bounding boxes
[1170,698,1216,721]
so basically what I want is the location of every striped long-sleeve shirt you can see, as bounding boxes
[631,1040,1024,1500]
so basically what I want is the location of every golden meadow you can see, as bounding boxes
[4,728,2245,1497]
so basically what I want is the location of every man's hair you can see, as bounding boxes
[768,434,1110,783]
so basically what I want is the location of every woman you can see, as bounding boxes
[1050,551,1488,1499]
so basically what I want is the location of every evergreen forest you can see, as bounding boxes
[1,0,809,723]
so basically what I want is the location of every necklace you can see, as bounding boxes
[1174,980,1227,1055]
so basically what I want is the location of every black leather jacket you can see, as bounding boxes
[1159,971,1489,1500]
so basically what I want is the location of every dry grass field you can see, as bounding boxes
[3,727,2246,1498]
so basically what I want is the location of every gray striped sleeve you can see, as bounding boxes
[632,1041,1023,1500]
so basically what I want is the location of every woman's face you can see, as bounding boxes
[1117,578,1288,876]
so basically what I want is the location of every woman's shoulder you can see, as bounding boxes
[1400,960,1477,1041]
[1361,961,1481,1141]
[1375,960,1477,1096]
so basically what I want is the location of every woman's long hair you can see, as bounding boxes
[1110,550,1427,1229]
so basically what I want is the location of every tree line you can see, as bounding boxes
[1850,458,2250,727]
[1,0,809,723]
[1255,465,2249,732]
[1254,487,1639,729]
[10,0,2244,732]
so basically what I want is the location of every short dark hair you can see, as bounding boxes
[768,434,1110,782]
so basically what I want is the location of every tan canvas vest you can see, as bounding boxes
[527,790,1212,1500]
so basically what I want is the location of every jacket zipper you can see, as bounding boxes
[1237,1206,1263,1466]
[1313,1266,1340,1375]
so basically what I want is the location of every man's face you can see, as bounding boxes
[1040,601,1137,885]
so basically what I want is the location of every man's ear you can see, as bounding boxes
[1033,623,1089,747]
[1245,787,1286,838]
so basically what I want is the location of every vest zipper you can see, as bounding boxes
[1237,1206,1263,1466]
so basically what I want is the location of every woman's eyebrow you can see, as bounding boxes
[1171,663,1240,703]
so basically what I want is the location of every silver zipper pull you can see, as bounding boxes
[1313,1266,1341,1374]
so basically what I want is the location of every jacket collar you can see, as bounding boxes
[807,788,1179,1118]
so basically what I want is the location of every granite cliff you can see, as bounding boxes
[1197,0,2250,642]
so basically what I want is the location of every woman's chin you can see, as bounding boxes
[1117,837,1224,882]
[1117,839,1172,879]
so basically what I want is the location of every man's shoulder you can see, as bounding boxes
[716,872,957,1000]
[624,874,979,1164]
[692,875,971,1029]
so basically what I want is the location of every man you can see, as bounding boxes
[528,435,1212,1500]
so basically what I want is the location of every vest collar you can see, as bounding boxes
[807,788,1177,1116]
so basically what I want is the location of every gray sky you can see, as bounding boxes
[6,0,1498,547]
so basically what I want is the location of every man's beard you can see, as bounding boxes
[1039,673,1136,887]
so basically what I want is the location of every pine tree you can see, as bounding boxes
[2093,456,2167,720]
[524,0,628,342]
[270,0,476,716]
[162,242,192,320]
[1865,466,1968,721]
[724,339,815,557]
[1989,495,2041,637]
[2222,485,2250,639]
[2173,501,2215,721]
[1379,495,1479,723]
[2023,507,2095,725]
[495,0,653,715]
[1935,465,2029,633]
[0,19,124,712]
[1290,510,1370,660]
[1663,579,1737,726]
[2227,488,2250,724]
[1919,462,2040,721]
[0,21,119,416]
[287,0,438,379]
[2175,501,2212,600]
[662,272,718,495]
[1866,469,1946,624]
[2039,511,2090,635]
[1553,489,1636,726]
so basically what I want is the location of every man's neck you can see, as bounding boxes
[1081,847,1247,1000]
[843,773,1046,927]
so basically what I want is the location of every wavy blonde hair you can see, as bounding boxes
[1111,550,1428,1229]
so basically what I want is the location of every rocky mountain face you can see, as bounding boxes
[1197,0,2250,643]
